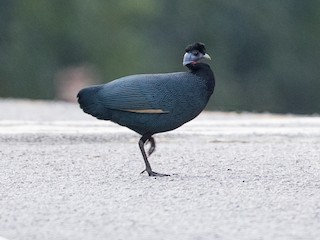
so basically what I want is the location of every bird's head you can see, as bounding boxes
[183,42,211,66]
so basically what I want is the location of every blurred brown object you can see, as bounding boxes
[54,65,99,102]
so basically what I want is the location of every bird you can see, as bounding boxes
[77,42,215,176]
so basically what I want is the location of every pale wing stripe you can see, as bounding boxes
[120,109,169,114]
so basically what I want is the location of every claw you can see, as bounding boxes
[140,169,170,177]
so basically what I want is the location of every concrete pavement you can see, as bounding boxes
[0,99,319,240]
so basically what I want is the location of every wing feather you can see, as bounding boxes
[96,72,203,114]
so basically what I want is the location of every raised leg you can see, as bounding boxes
[147,136,155,156]
[139,134,170,177]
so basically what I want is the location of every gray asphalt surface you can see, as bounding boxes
[0,99,319,240]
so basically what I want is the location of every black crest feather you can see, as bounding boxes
[185,42,206,54]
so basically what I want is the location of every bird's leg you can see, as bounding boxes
[146,136,155,156]
[139,135,170,177]
[139,135,152,174]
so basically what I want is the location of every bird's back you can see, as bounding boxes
[78,70,213,135]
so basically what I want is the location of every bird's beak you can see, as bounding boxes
[203,53,211,60]
[183,52,212,66]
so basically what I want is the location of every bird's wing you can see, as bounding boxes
[96,72,204,114]
[96,74,179,113]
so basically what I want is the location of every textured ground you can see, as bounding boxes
[0,99,319,240]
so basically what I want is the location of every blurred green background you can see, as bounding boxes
[1,0,319,114]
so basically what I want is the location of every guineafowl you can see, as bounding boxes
[77,42,215,176]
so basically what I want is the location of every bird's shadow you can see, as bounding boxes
[140,172,216,180]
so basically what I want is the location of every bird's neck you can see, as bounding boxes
[187,63,215,97]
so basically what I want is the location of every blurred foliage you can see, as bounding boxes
[0,0,319,113]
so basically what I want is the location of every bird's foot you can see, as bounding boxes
[140,169,170,177]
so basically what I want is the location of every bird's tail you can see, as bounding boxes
[77,86,111,120]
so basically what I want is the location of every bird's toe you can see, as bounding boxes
[140,169,170,177]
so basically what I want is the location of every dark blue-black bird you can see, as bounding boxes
[77,42,215,176]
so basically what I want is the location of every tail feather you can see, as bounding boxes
[77,86,111,120]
